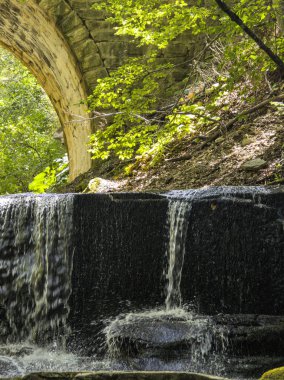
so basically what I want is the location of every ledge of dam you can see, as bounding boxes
[0,186,283,379]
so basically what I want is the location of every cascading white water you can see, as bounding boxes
[163,195,223,368]
[0,188,273,379]
[164,186,270,311]
[165,200,192,310]
[104,192,229,373]
[0,194,74,346]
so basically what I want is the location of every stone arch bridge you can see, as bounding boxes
[0,0,196,179]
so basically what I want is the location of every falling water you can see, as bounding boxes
[0,188,277,378]
[104,191,229,374]
[165,200,192,310]
[0,194,74,346]
[165,186,270,310]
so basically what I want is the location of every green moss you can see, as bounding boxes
[260,367,284,379]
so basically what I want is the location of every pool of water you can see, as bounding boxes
[0,343,260,380]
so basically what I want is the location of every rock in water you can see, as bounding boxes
[260,366,284,379]
[105,310,218,361]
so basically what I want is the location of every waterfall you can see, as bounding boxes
[104,193,227,372]
[0,194,74,346]
[165,200,191,310]
[0,187,280,379]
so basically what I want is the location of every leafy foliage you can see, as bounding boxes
[93,0,211,48]
[0,49,65,194]
[28,156,69,193]
[88,0,284,172]
[88,57,175,161]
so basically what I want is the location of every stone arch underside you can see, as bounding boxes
[0,0,92,180]
[0,0,199,181]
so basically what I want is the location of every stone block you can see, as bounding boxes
[65,25,90,46]
[72,39,99,61]
[83,67,109,90]
[96,42,127,59]
[103,56,125,69]
[81,53,103,71]
[85,19,113,30]
[70,0,95,11]
[59,10,82,34]
[90,28,117,42]
[75,8,108,21]
[55,1,72,20]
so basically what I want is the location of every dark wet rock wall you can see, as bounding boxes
[1,188,284,360]
[181,191,284,315]
[69,193,168,353]
[66,189,284,354]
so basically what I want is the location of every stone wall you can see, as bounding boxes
[0,0,198,179]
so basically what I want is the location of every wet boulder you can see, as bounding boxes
[260,367,284,379]
[105,310,218,360]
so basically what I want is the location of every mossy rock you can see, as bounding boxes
[260,367,284,379]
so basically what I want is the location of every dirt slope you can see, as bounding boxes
[57,87,284,193]
[123,110,284,191]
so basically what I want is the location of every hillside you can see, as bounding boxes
[57,80,284,194]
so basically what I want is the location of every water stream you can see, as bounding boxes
[0,187,280,379]
[165,200,192,310]
[0,192,222,377]
[104,193,229,376]
[0,194,74,345]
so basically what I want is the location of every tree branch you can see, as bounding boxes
[215,0,284,71]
